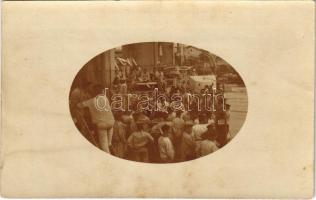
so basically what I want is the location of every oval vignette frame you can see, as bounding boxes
[69,42,248,164]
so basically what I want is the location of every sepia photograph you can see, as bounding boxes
[2,1,314,198]
[69,42,248,163]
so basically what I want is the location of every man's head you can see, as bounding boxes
[114,111,124,121]
[205,124,217,141]
[135,114,150,131]
[199,113,208,124]
[92,84,105,97]
[161,124,171,136]
[175,110,182,118]
[173,118,185,137]
[184,120,194,133]
[136,122,147,131]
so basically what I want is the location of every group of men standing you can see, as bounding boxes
[70,81,231,163]
[110,109,229,163]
